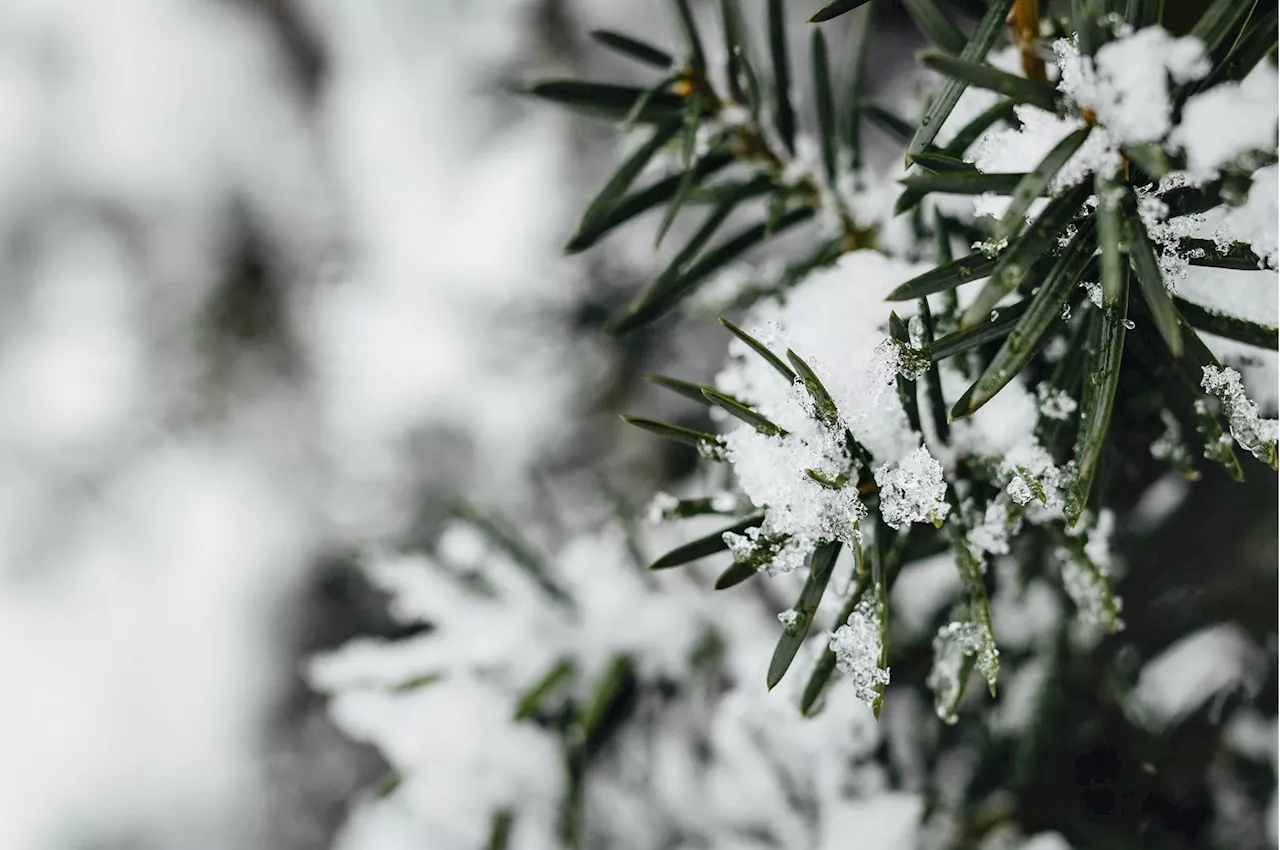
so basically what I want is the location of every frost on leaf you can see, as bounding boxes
[875,446,950,531]
[1080,280,1103,308]
[777,608,800,632]
[829,593,890,708]
[1201,365,1279,468]
[723,527,808,576]
[927,621,999,724]
[999,441,1067,515]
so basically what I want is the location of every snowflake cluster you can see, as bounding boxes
[829,593,890,708]
[1056,27,1209,145]
[875,446,950,531]
[1035,383,1078,421]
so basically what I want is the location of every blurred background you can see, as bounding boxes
[0,2,1273,849]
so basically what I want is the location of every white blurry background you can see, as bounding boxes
[3,2,1274,849]
[0,1,613,847]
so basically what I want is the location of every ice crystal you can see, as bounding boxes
[876,446,950,530]
[1202,365,1279,466]
[1080,280,1102,308]
[1000,440,1068,515]
[888,334,931,381]
[723,526,811,576]
[972,236,1009,257]
[830,593,890,707]
[1006,476,1033,507]
[777,608,800,631]
[1036,383,1078,421]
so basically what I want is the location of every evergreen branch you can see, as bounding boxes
[955,223,1095,418]
[907,0,1016,162]
[959,180,1093,330]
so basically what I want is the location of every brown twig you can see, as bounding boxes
[1009,0,1047,84]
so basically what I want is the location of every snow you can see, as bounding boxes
[8,0,1269,845]
[1036,383,1078,421]
[876,446,951,530]
[645,491,681,523]
[1056,28,1208,145]
[1173,62,1280,182]
[829,593,891,708]
[941,364,1041,461]
[888,552,963,639]
[1222,164,1280,269]
[1127,625,1262,731]
[968,105,1109,219]
[713,250,933,573]
[967,498,1017,558]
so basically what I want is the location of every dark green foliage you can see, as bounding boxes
[919,52,1060,111]
[908,0,1016,160]
[887,251,997,301]
[647,514,765,570]
[808,0,873,23]
[522,0,1278,805]
[524,80,685,122]
[590,30,674,68]
[767,542,842,689]
[954,224,1096,418]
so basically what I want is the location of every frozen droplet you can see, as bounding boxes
[1006,475,1034,506]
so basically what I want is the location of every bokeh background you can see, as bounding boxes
[0,2,1273,849]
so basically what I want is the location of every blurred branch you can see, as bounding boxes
[237,0,328,103]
